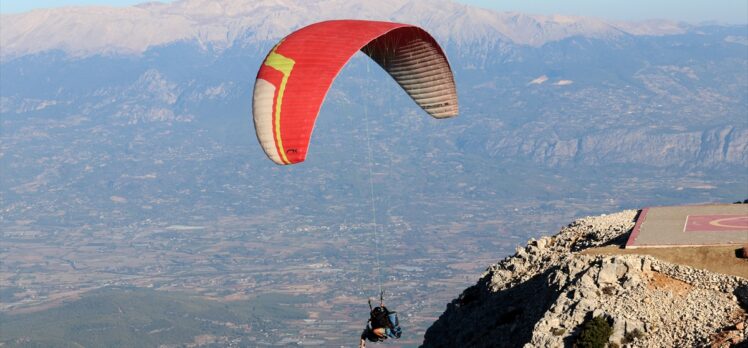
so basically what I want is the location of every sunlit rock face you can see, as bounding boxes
[423,211,748,347]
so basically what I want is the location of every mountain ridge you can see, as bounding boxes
[0,0,693,61]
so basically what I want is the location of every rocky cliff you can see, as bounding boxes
[423,211,748,347]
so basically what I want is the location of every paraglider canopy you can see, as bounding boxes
[252,20,459,165]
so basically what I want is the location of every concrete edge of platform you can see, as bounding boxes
[625,208,649,249]
[625,242,746,249]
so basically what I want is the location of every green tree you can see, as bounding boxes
[576,315,613,348]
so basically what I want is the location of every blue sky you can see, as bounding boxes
[1,0,746,24]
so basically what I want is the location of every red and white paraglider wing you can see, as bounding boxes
[252,20,458,165]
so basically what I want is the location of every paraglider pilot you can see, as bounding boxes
[359,292,402,348]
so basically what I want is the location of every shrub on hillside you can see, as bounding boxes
[576,315,613,348]
[601,286,616,296]
[551,327,566,336]
[622,328,645,343]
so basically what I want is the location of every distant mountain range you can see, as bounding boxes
[1,0,692,60]
[3,0,746,168]
[2,0,746,212]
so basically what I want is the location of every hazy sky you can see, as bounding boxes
[1,0,746,24]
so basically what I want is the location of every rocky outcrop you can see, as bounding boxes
[486,127,748,168]
[423,211,748,347]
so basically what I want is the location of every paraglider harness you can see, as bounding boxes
[362,291,402,343]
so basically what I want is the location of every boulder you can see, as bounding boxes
[597,261,618,285]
